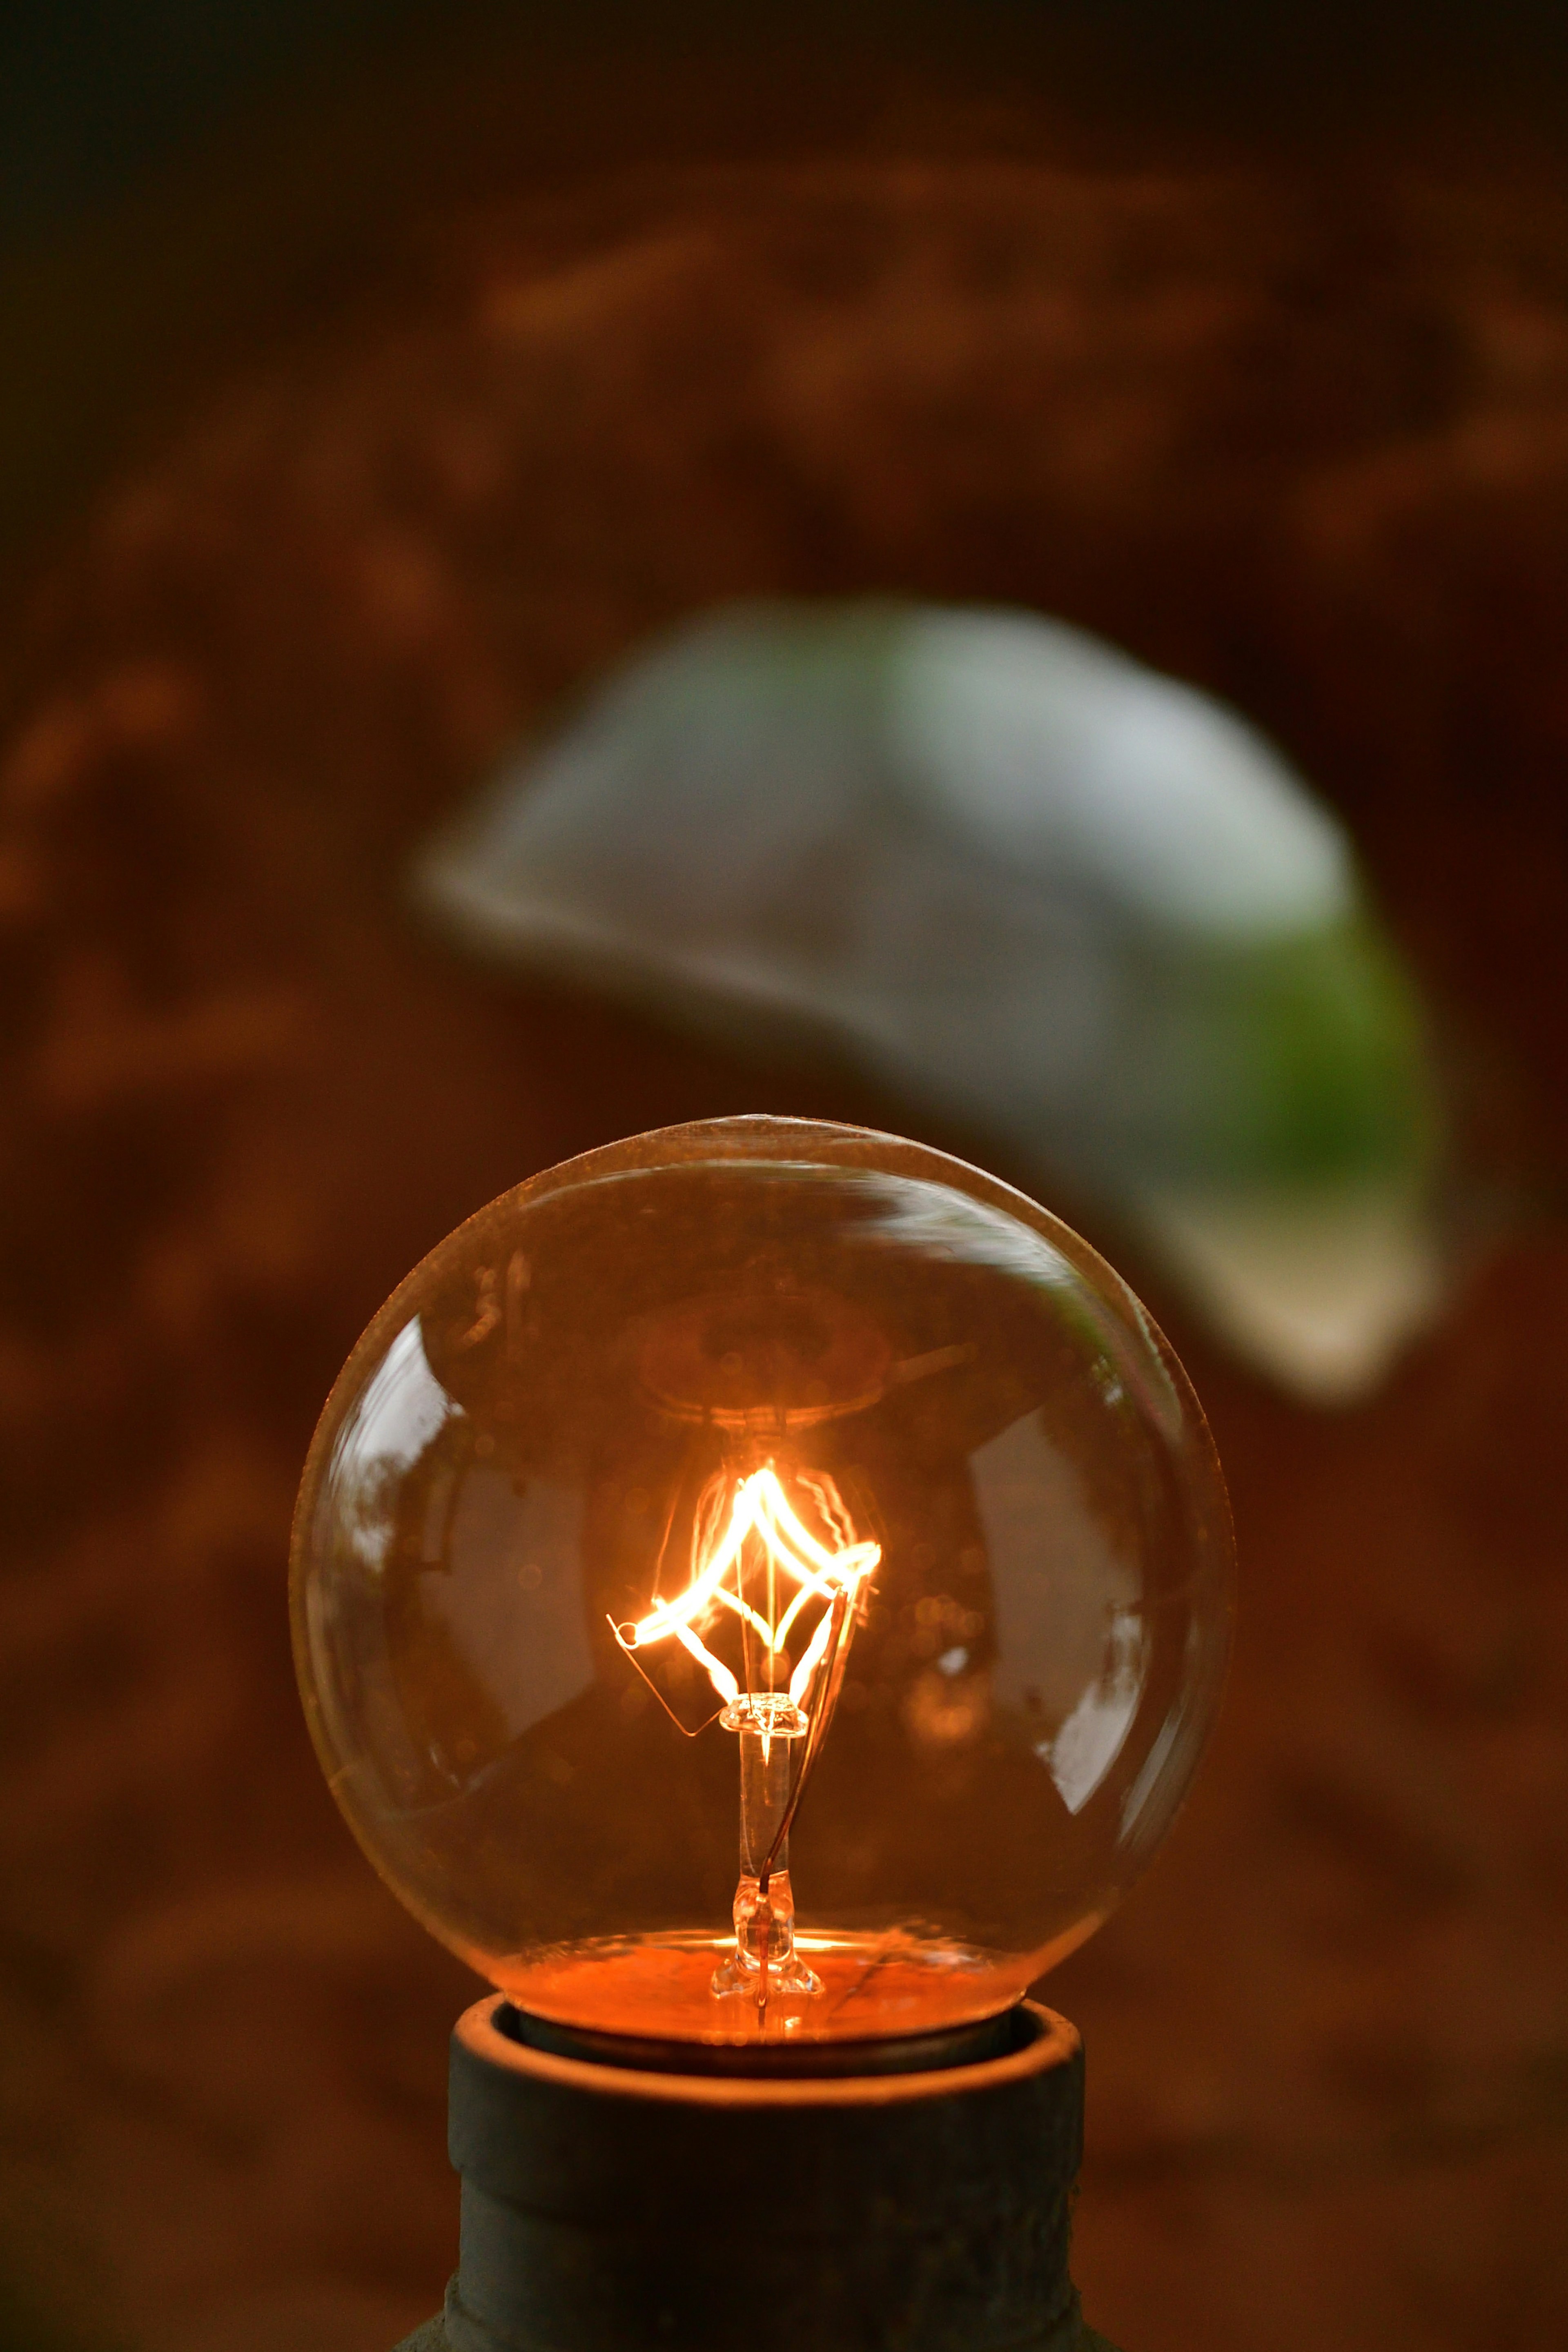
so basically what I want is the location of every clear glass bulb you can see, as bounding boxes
[292,1118,1233,2044]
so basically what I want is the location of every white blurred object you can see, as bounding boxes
[1128,1183,1443,1403]
[417,601,1443,1402]
[891,608,1350,937]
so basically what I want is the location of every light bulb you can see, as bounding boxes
[292,1117,1233,2045]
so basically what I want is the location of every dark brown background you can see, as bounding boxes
[1,18,1566,2351]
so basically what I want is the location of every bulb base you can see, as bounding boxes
[392,1993,1122,2352]
[497,2003,1020,2078]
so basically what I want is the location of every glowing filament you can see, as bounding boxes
[613,1467,879,1713]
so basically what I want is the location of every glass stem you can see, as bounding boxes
[735,1715,796,1973]
[711,1693,821,2004]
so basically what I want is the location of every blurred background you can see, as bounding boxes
[2,4,1568,2348]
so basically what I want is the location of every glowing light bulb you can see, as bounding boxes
[292,1118,1233,2045]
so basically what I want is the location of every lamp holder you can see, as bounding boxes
[392,1993,1121,2352]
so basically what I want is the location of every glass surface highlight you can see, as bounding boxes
[292,1118,1233,2043]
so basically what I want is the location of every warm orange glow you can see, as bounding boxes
[613,1466,880,1713]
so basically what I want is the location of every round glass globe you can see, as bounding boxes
[292,1117,1232,2045]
